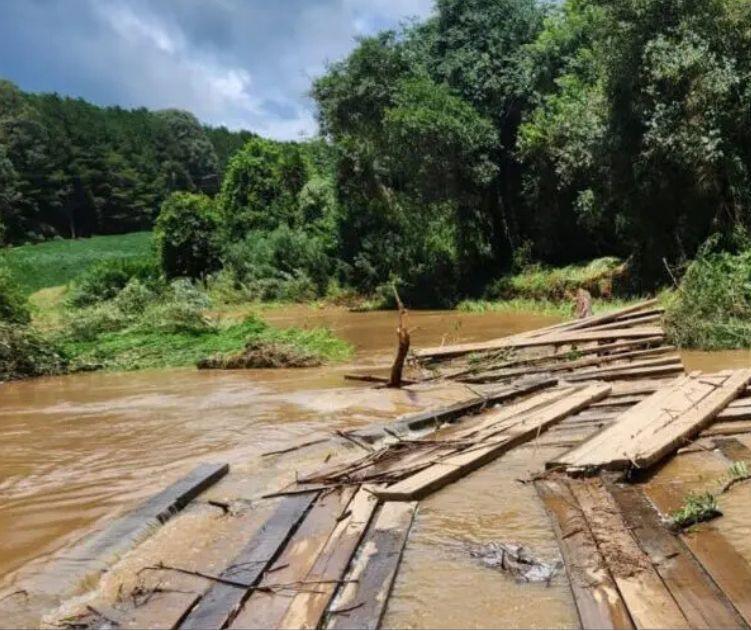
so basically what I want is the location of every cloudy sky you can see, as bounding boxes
[0,0,434,139]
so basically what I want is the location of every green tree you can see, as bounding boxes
[154,192,222,279]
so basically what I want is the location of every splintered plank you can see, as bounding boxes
[645,477,751,626]
[179,492,318,629]
[228,487,357,629]
[326,501,417,630]
[569,478,689,629]
[377,384,610,501]
[59,462,228,581]
[566,361,684,382]
[278,487,380,630]
[552,371,751,472]
[606,481,745,629]
[535,477,633,629]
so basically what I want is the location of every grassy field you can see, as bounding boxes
[3,232,153,295]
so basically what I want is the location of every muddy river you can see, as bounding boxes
[1,307,749,627]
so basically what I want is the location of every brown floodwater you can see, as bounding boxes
[0,306,747,628]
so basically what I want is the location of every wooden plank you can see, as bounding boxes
[415,327,664,359]
[567,362,684,383]
[584,313,662,332]
[716,406,751,421]
[462,345,677,383]
[279,487,380,630]
[607,481,745,629]
[228,487,357,629]
[702,421,751,437]
[351,376,556,442]
[535,477,633,629]
[569,478,689,629]
[553,371,751,472]
[633,370,751,469]
[326,501,417,630]
[377,384,610,501]
[646,481,751,626]
[53,462,229,590]
[563,354,682,379]
[713,437,751,462]
[179,492,318,629]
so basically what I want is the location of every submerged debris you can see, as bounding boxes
[466,541,562,585]
[197,340,322,369]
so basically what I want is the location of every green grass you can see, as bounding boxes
[488,257,627,301]
[664,248,751,350]
[2,232,153,295]
[456,297,643,317]
[61,316,352,372]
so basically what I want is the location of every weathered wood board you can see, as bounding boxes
[228,487,357,629]
[180,492,318,629]
[377,383,610,501]
[551,371,751,472]
[326,501,417,630]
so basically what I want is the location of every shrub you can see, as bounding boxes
[665,247,751,349]
[66,303,130,342]
[0,261,30,324]
[0,323,67,380]
[67,257,160,308]
[137,280,213,334]
[154,192,222,279]
[224,226,332,300]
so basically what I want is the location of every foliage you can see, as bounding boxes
[670,491,721,530]
[0,80,247,244]
[0,322,67,380]
[154,192,222,279]
[4,231,153,295]
[63,314,351,372]
[0,260,30,323]
[665,246,751,349]
[67,257,160,308]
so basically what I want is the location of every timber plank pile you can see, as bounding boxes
[37,301,751,630]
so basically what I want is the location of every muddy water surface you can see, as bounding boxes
[0,306,746,628]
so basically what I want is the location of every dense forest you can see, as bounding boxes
[3,0,751,307]
[0,79,254,243]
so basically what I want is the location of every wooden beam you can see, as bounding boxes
[645,477,751,626]
[376,384,610,501]
[606,480,745,629]
[179,492,318,629]
[569,478,690,629]
[326,501,417,629]
[278,487,380,629]
[535,477,633,629]
[228,487,357,629]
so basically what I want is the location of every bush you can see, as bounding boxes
[224,226,332,300]
[66,302,130,342]
[0,323,67,380]
[0,262,30,324]
[665,247,751,349]
[154,192,222,279]
[67,258,160,308]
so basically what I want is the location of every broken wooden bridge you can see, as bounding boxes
[36,300,751,629]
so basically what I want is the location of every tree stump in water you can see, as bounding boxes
[387,288,410,388]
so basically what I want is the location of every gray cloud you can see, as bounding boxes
[0,0,434,139]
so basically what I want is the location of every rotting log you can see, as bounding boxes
[179,491,318,629]
[326,501,417,630]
